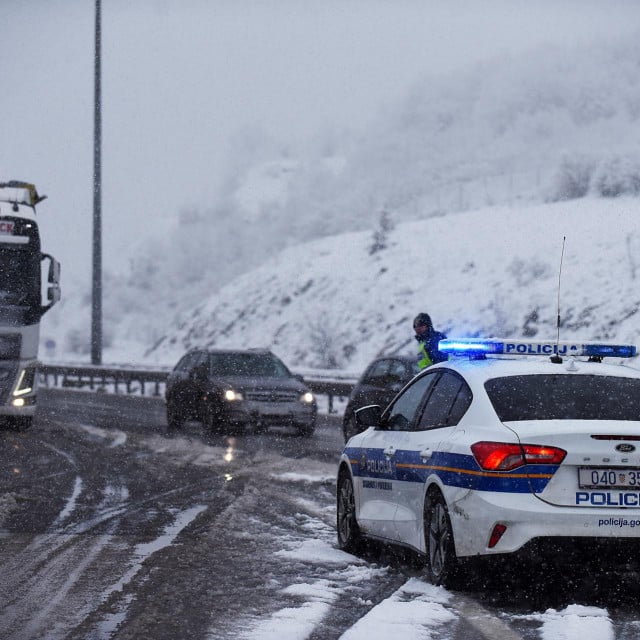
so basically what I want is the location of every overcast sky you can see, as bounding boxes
[1,0,638,281]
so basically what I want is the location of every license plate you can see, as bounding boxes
[579,467,640,489]
[260,405,288,416]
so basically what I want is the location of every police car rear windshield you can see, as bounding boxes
[485,375,640,422]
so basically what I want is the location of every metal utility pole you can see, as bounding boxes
[92,0,102,364]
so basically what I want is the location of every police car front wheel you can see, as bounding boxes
[337,471,362,553]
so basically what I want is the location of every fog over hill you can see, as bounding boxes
[42,35,640,368]
[146,197,640,371]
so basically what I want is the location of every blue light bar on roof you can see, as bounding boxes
[439,339,637,359]
[439,339,504,355]
[581,343,637,358]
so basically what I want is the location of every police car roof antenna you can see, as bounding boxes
[551,236,566,364]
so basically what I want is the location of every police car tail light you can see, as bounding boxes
[471,441,566,471]
[488,523,507,549]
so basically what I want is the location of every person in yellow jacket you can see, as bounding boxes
[413,313,447,369]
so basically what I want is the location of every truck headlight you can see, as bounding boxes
[224,389,243,402]
[13,367,35,397]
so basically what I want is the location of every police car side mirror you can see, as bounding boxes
[355,404,382,429]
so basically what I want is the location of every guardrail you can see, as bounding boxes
[38,363,357,414]
[39,364,171,396]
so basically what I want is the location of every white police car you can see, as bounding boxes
[336,338,640,586]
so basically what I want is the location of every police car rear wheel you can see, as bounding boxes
[337,472,361,552]
[424,491,458,586]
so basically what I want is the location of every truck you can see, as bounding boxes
[0,181,60,428]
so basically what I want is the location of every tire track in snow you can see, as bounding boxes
[0,482,130,629]
[89,504,208,640]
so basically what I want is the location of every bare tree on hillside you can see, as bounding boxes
[308,318,341,369]
[369,208,394,255]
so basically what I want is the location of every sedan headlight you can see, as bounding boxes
[224,389,244,402]
[300,391,314,404]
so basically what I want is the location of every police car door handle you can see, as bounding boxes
[383,446,396,458]
[420,447,433,459]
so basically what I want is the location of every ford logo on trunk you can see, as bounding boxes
[615,444,636,453]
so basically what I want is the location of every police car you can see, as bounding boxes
[336,338,640,586]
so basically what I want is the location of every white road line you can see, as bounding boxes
[339,578,455,640]
[452,594,525,640]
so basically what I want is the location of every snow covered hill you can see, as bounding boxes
[38,34,640,370]
[144,197,640,372]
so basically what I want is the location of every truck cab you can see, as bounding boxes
[0,181,60,428]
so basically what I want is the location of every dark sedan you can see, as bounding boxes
[342,354,419,442]
[165,348,317,436]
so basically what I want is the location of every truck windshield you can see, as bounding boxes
[0,246,40,325]
[485,374,640,422]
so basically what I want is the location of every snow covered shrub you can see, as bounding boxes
[547,154,595,201]
[593,154,640,197]
[308,317,342,369]
[507,257,551,287]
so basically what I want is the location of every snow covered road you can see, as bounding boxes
[1,390,639,639]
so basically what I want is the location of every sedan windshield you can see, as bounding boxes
[209,353,291,378]
[485,374,640,422]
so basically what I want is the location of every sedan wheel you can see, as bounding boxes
[424,491,458,586]
[166,403,183,430]
[253,420,268,434]
[297,417,316,437]
[337,472,362,553]
[203,403,223,434]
